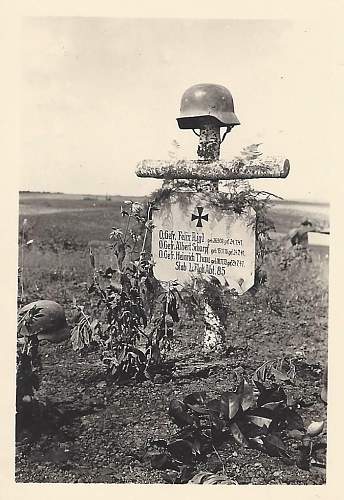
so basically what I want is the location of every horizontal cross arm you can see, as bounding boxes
[136,157,290,180]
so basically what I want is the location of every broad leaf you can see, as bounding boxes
[248,436,264,450]
[262,433,287,457]
[253,361,270,384]
[184,403,209,415]
[169,399,194,427]
[269,366,292,383]
[210,414,226,432]
[245,407,273,419]
[286,429,305,440]
[220,392,240,421]
[236,378,256,411]
[321,386,327,404]
[261,401,283,411]
[283,407,305,431]
[245,415,272,429]
[206,398,221,416]
[256,384,287,406]
[241,421,270,439]
[306,421,324,437]
[230,422,249,447]
[167,439,195,464]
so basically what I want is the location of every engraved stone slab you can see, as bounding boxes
[151,192,256,294]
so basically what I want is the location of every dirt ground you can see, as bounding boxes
[16,194,329,484]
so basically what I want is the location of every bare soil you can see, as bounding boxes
[16,194,329,484]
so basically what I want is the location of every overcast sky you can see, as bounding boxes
[21,17,334,201]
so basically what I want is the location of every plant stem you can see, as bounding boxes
[77,306,93,328]
[123,205,133,246]
[212,444,225,475]
[140,203,152,260]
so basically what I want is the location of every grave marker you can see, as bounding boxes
[136,83,290,352]
[151,192,256,294]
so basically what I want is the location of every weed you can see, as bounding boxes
[146,367,325,475]
[71,201,181,382]
[16,305,43,413]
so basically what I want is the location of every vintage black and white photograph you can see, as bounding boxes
[15,15,331,485]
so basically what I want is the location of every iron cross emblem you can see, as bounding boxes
[191,206,209,228]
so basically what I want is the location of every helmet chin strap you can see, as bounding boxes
[193,126,233,142]
[220,126,233,143]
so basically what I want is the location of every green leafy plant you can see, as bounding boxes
[296,421,326,470]
[16,305,43,411]
[71,201,181,382]
[253,357,296,385]
[145,365,325,473]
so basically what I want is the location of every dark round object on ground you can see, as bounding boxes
[18,300,71,343]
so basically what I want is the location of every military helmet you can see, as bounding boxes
[177,83,240,129]
[18,300,71,343]
[301,219,313,227]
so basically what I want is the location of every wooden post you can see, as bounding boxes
[136,157,290,180]
[195,123,226,353]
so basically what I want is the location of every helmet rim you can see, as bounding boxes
[177,112,240,129]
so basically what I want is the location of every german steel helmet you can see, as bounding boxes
[177,83,240,129]
[18,300,71,343]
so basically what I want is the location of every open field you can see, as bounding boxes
[16,192,329,484]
